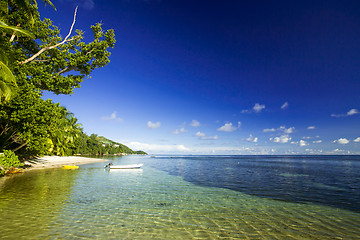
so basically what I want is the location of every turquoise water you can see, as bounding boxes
[0,155,359,239]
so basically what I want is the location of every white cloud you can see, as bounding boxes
[307,126,316,130]
[270,135,291,143]
[354,137,360,142]
[197,146,275,155]
[241,103,266,113]
[173,127,187,135]
[217,122,240,132]
[332,149,345,153]
[195,131,205,137]
[305,149,323,154]
[264,126,295,134]
[101,111,123,122]
[285,127,295,134]
[331,108,359,117]
[195,131,218,140]
[263,128,276,132]
[290,140,308,146]
[179,127,187,133]
[253,103,266,113]
[313,140,322,144]
[246,134,258,143]
[189,120,200,127]
[299,140,308,147]
[203,135,219,140]
[191,145,275,155]
[147,121,161,129]
[348,109,359,116]
[127,141,190,153]
[281,102,289,109]
[333,138,350,145]
[279,126,295,134]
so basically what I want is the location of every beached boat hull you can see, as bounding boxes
[109,164,143,169]
[62,165,79,169]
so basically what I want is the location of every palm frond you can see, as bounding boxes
[41,0,56,10]
[0,81,12,102]
[0,60,16,85]
[0,21,35,38]
[0,60,17,102]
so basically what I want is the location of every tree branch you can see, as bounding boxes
[19,6,78,65]
[86,48,95,55]
[55,67,72,76]
[31,59,52,63]
[50,66,79,78]
[9,24,21,42]
[12,141,27,152]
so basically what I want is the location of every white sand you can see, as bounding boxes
[24,155,108,170]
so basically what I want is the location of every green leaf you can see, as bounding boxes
[42,0,56,11]
[0,60,16,84]
[0,21,35,38]
[0,60,17,102]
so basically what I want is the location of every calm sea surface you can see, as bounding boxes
[0,155,359,239]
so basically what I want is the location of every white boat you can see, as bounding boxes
[108,164,143,169]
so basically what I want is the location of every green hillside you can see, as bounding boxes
[75,134,147,156]
[97,136,147,155]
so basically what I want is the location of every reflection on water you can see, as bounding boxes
[106,168,143,175]
[0,155,359,239]
[0,169,78,239]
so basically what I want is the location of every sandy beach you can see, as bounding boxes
[24,156,108,171]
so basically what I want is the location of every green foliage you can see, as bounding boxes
[134,150,147,155]
[0,33,18,102]
[0,0,35,102]
[0,87,71,157]
[49,108,83,156]
[14,16,116,95]
[75,134,147,156]
[0,1,146,161]
[0,149,23,175]
[0,0,117,158]
[1,0,115,98]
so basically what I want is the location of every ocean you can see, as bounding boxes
[0,155,359,239]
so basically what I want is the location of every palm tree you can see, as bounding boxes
[50,108,83,156]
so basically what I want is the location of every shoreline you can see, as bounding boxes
[23,156,108,171]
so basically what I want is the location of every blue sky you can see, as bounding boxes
[41,0,360,154]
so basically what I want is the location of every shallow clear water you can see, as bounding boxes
[0,155,359,239]
[150,155,360,212]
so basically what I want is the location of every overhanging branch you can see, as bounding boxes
[19,6,78,65]
[53,66,75,77]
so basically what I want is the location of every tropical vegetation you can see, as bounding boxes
[0,149,23,175]
[75,135,147,156]
[0,0,145,175]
